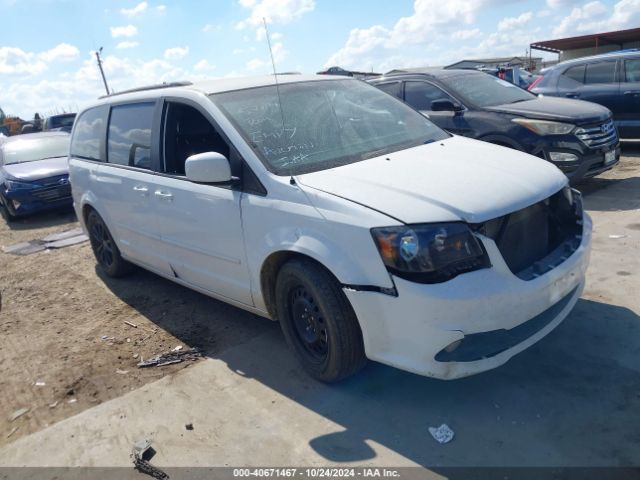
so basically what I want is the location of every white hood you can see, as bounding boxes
[296,136,567,224]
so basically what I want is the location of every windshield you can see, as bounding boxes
[1,136,69,165]
[445,73,536,107]
[211,79,449,175]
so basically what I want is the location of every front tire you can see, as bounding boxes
[275,259,366,382]
[86,210,133,277]
[0,195,16,222]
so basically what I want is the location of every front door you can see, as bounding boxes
[151,100,253,305]
[403,81,473,137]
[619,57,640,139]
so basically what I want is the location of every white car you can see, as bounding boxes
[69,75,591,382]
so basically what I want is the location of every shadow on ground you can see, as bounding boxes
[100,266,640,467]
[5,207,76,231]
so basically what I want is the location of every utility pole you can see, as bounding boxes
[95,47,111,95]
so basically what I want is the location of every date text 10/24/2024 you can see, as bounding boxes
[233,468,401,478]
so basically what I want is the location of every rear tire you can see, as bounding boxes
[275,258,366,382]
[86,210,133,277]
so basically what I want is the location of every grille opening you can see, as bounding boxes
[472,188,583,280]
[575,119,618,149]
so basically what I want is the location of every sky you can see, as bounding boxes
[1,0,638,119]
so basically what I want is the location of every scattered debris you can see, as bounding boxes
[2,228,88,255]
[67,398,77,404]
[101,335,115,342]
[185,423,193,431]
[133,353,139,359]
[608,234,628,239]
[137,348,201,368]
[9,408,29,422]
[116,369,129,375]
[124,321,138,328]
[6,426,18,439]
[131,439,170,480]
[428,424,454,444]
[49,401,58,409]
[172,345,183,352]
[35,381,46,387]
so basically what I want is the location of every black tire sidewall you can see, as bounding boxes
[275,260,365,382]
[87,211,131,277]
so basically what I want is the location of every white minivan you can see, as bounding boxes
[69,75,591,382]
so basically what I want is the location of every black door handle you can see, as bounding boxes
[623,90,640,96]
[565,92,580,98]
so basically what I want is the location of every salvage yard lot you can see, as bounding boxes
[0,148,639,466]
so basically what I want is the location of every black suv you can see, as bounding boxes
[530,50,640,139]
[369,69,620,183]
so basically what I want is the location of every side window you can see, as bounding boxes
[584,61,616,84]
[561,64,585,85]
[376,82,401,99]
[107,103,154,168]
[625,59,640,82]
[404,81,455,111]
[70,106,108,161]
[162,103,230,176]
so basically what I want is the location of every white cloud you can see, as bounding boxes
[0,43,80,77]
[498,12,533,31]
[236,0,315,30]
[0,47,47,75]
[608,0,640,29]
[202,23,221,32]
[452,28,482,40]
[120,1,147,17]
[156,4,166,12]
[194,59,216,72]
[547,0,582,8]
[325,0,488,69]
[246,58,267,71]
[553,1,608,36]
[164,46,189,60]
[110,25,138,38]
[116,41,140,49]
[38,43,80,63]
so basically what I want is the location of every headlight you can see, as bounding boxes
[512,119,575,135]
[5,179,35,191]
[371,223,490,284]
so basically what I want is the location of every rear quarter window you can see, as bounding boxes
[70,106,109,161]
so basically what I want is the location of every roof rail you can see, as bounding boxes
[99,81,193,99]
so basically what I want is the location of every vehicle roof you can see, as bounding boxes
[1,131,69,145]
[89,74,347,107]
[372,68,485,81]
[552,50,640,68]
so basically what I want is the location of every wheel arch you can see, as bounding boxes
[260,250,343,321]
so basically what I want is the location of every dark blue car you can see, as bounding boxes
[0,132,72,221]
[369,68,620,184]
[530,50,640,139]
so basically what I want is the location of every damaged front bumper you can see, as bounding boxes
[344,214,592,380]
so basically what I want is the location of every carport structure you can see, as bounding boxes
[531,27,640,62]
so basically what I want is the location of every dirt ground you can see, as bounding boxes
[0,147,638,448]
[0,208,272,447]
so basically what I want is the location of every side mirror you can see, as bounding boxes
[431,99,463,112]
[185,152,232,184]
